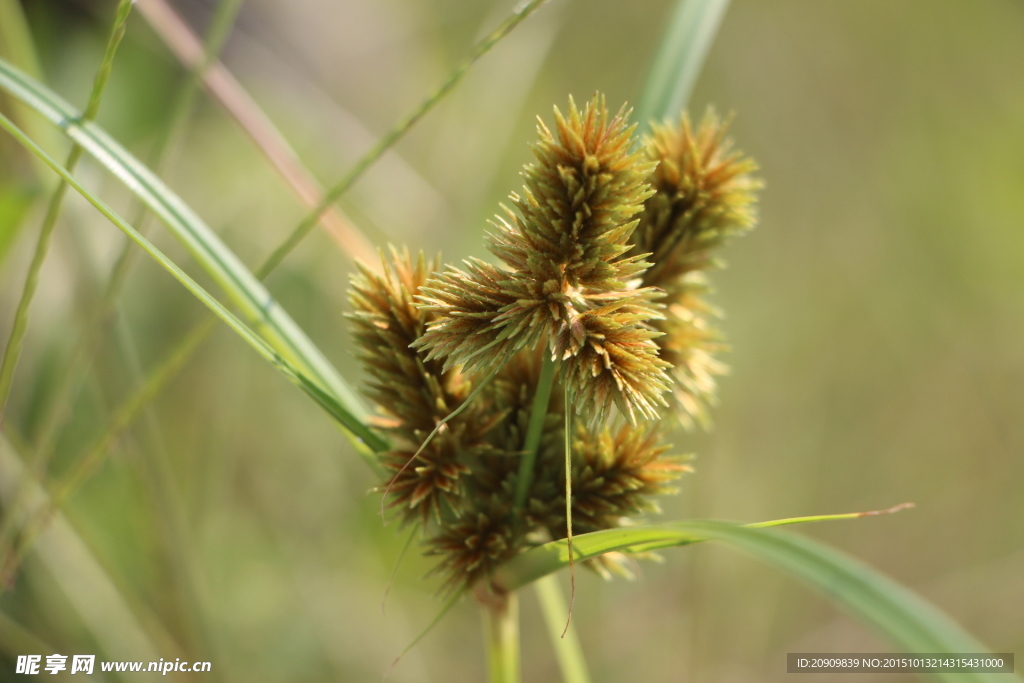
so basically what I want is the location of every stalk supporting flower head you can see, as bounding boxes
[414,95,671,426]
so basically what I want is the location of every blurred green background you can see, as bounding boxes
[0,0,1022,681]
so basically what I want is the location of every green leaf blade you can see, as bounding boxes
[0,55,386,457]
[495,520,1015,683]
[635,0,730,131]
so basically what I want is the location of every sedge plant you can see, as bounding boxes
[349,94,761,677]
[0,1,1014,682]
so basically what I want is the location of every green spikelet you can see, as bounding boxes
[632,110,762,428]
[415,95,671,425]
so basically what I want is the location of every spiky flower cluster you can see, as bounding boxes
[632,110,762,428]
[349,249,495,523]
[414,96,669,425]
[347,98,759,592]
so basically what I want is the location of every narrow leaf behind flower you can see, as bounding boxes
[513,353,557,510]
[635,0,730,131]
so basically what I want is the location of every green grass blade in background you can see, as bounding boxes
[0,110,383,458]
[0,0,133,418]
[634,0,729,131]
[26,0,248,508]
[0,185,34,262]
[0,57,385,455]
[0,0,60,179]
[260,0,553,277]
[495,520,1014,683]
[0,439,168,681]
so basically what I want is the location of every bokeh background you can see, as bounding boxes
[1,0,1022,681]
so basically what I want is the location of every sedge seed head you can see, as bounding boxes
[348,247,499,525]
[414,95,671,425]
[631,110,762,428]
[345,99,761,595]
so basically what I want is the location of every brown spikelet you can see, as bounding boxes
[634,109,760,285]
[425,495,520,594]
[557,305,671,424]
[348,247,497,525]
[377,433,470,525]
[533,423,690,538]
[632,110,762,427]
[412,258,521,375]
[348,248,455,432]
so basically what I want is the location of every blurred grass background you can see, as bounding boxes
[0,0,1022,681]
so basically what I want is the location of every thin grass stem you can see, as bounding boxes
[0,0,133,584]
[0,317,216,591]
[19,8,244,656]
[534,575,591,683]
[30,0,245,495]
[0,0,133,420]
[513,353,556,510]
[560,386,575,638]
[258,0,553,278]
[0,57,379,454]
[24,2,247,565]
[382,525,418,616]
[0,112,385,591]
[136,0,375,265]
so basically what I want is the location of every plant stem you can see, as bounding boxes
[137,0,375,264]
[258,0,552,278]
[534,575,591,683]
[0,0,133,586]
[481,591,520,683]
[513,353,556,510]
